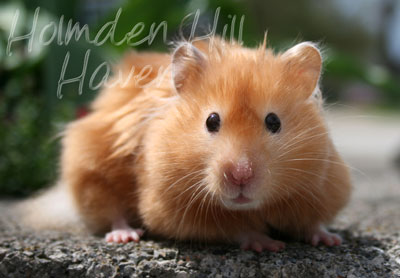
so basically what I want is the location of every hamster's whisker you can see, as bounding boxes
[197,189,213,242]
[265,182,292,230]
[275,130,330,159]
[272,166,341,213]
[272,181,300,213]
[274,132,327,159]
[176,181,208,238]
[290,179,326,212]
[322,101,357,111]
[211,198,229,241]
[223,172,228,182]
[179,180,208,215]
[272,167,331,195]
[280,157,368,179]
[327,114,385,121]
[218,195,229,210]
[274,167,348,192]
[173,180,205,212]
[273,141,330,165]
[274,178,327,220]
[266,167,272,178]
[271,166,324,187]
[174,179,207,207]
[165,169,205,195]
[294,180,329,218]
[195,187,212,227]
[172,180,204,205]
[217,186,236,200]
[275,122,324,153]
[203,190,215,242]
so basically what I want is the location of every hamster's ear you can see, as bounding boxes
[282,42,322,99]
[172,42,206,93]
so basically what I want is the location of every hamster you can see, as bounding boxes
[60,37,351,252]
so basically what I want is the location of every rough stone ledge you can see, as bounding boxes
[1,217,399,278]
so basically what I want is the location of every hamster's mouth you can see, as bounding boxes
[232,194,252,204]
[223,193,261,210]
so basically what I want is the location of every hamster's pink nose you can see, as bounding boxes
[225,160,254,187]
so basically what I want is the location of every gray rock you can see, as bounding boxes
[1,202,400,278]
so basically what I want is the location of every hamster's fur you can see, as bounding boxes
[24,38,352,252]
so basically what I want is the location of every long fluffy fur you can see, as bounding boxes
[21,38,351,243]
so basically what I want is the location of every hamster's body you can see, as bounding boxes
[60,38,351,251]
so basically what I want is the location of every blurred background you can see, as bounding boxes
[0,0,399,197]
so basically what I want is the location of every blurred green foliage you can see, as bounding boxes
[0,1,96,196]
[1,0,399,196]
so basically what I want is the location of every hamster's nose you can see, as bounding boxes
[225,159,254,187]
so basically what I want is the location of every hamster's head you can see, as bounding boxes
[148,39,330,212]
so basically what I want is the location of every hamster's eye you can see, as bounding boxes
[265,113,281,133]
[206,112,220,133]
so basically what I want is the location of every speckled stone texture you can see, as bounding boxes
[1,111,400,277]
[0,216,399,278]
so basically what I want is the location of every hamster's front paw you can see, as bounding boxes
[306,225,342,247]
[237,231,285,253]
[105,228,144,243]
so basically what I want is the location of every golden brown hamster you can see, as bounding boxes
[59,37,351,252]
